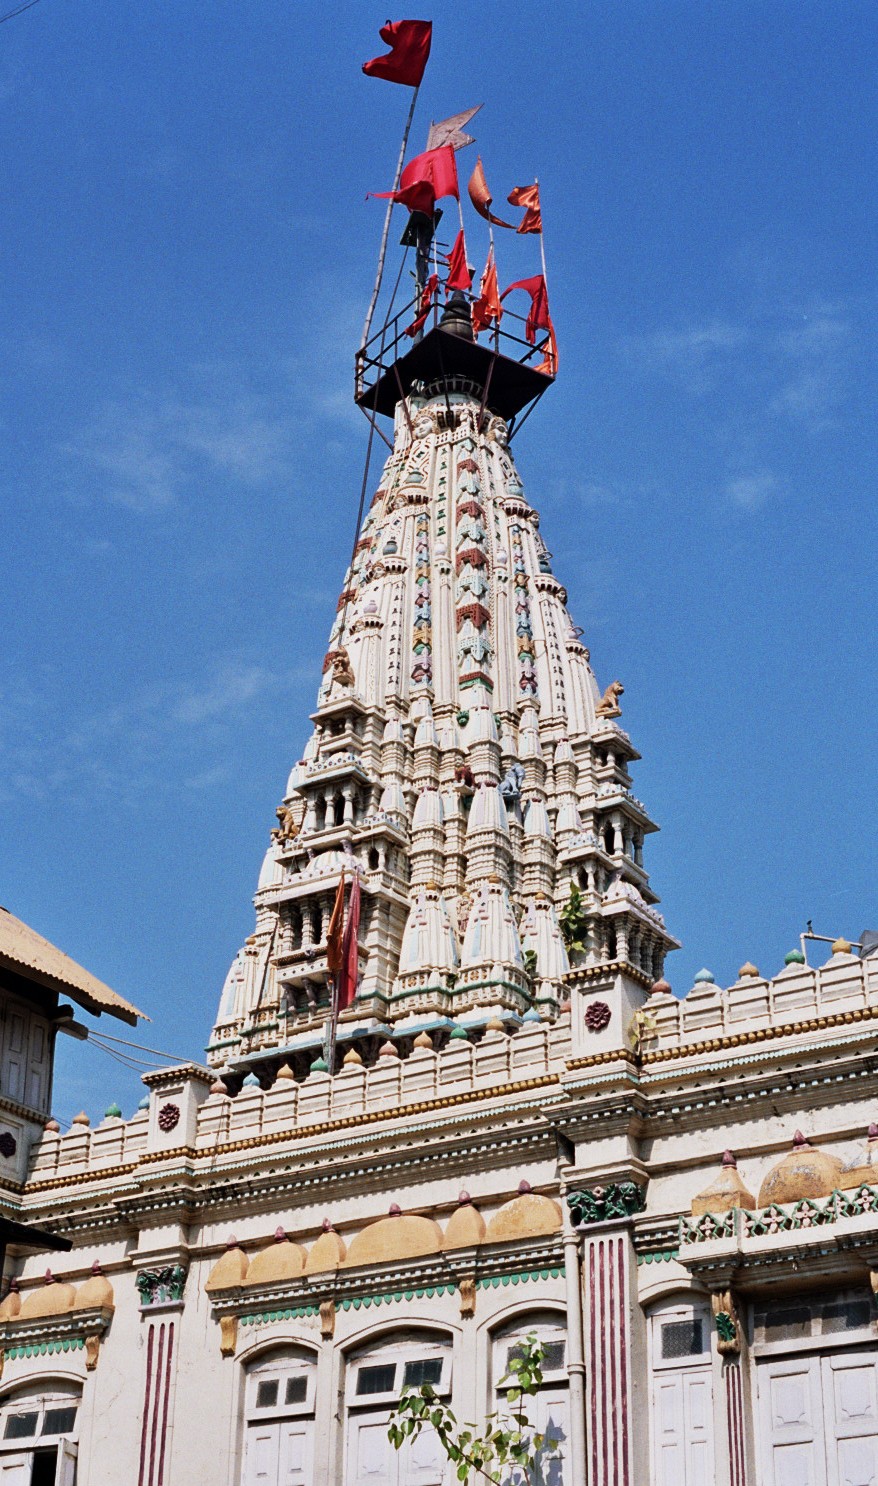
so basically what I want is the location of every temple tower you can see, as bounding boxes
[208,289,678,1079]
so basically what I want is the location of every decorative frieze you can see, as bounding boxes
[567,1181,646,1227]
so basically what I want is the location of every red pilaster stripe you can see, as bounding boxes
[589,1242,598,1486]
[148,1322,166,1485]
[157,1320,175,1486]
[137,1323,155,1486]
[617,1235,630,1486]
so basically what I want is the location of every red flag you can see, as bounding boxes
[326,873,345,974]
[508,182,542,234]
[468,157,516,229]
[445,230,472,292]
[472,251,502,335]
[372,145,459,217]
[535,320,558,376]
[362,19,432,87]
[405,273,439,336]
[500,274,550,343]
[336,872,361,1010]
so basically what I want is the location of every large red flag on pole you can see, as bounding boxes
[336,872,362,1011]
[371,144,459,217]
[362,20,433,86]
[326,873,346,974]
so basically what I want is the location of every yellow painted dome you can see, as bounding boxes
[839,1124,878,1190]
[442,1193,486,1249]
[485,1182,562,1243]
[691,1151,755,1214]
[73,1263,114,1310]
[205,1238,249,1291]
[757,1132,844,1207]
[345,1206,443,1267]
[305,1221,347,1274]
[19,1271,76,1319]
[246,1230,306,1285]
[0,1282,21,1321]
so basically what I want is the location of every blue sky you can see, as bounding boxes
[1,1,875,1121]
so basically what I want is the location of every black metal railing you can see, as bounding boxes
[354,286,551,402]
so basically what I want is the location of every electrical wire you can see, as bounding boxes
[0,0,41,24]
[82,1030,193,1063]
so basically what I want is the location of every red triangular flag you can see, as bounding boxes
[362,20,432,87]
[336,873,361,1010]
[535,319,558,376]
[472,251,503,335]
[405,273,439,336]
[500,274,550,344]
[468,157,516,229]
[508,182,542,234]
[445,230,472,292]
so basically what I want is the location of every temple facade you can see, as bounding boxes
[0,275,876,1486]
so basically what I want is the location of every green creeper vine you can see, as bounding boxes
[559,883,589,956]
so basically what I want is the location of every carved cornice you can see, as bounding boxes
[206,1236,565,1321]
[643,1003,878,1065]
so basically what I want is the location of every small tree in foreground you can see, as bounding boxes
[387,1334,561,1485]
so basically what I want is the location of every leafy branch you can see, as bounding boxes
[387,1335,559,1485]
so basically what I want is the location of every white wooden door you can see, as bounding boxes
[651,1366,714,1486]
[347,1413,397,1485]
[244,1422,280,1484]
[534,1389,569,1485]
[0,1456,30,1486]
[55,1440,77,1486]
[398,1422,445,1485]
[824,1352,878,1486]
[277,1420,312,1485]
[758,1357,825,1486]
[346,1412,446,1486]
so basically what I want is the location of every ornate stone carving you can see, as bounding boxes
[136,1266,187,1308]
[584,1000,611,1032]
[567,1181,646,1227]
[319,1299,335,1338]
[272,803,301,845]
[595,679,624,718]
[158,1102,180,1133]
[84,1334,101,1371]
[458,1277,476,1317]
[711,1290,741,1355]
[219,1314,238,1357]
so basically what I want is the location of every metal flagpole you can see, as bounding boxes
[360,85,420,352]
[536,178,549,292]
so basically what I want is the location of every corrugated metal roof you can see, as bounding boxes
[0,907,145,1025]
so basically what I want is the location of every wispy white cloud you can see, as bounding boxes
[726,471,778,511]
[0,655,311,805]
[62,385,298,512]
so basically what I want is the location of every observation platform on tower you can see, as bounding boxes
[355,289,554,424]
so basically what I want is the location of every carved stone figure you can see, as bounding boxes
[595,679,624,718]
[498,763,525,805]
[272,803,301,845]
[328,647,355,688]
[453,764,475,798]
